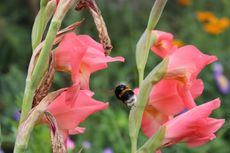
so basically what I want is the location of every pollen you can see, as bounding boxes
[172,39,184,48]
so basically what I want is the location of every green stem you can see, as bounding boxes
[19,0,74,123]
[138,69,144,85]
[20,81,36,124]
[19,20,61,124]
[131,136,137,153]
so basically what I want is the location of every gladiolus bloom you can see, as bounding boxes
[140,78,204,134]
[151,30,176,58]
[55,32,124,89]
[142,99,224,148]
[141,31,220,140]
[46,84,108,139]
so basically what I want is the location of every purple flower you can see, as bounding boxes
[0,148,5,153]
[212,62,230,94]
[66,137,75,150]
[103,148,114,153]
[82,141,91,149]
[213,62,223,75]
[12,111,20,121]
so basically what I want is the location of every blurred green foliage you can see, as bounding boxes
[0,0,230,153]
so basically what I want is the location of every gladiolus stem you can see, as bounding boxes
[19,0,75,123]
[130,59,168,153]
[133,0,168,152]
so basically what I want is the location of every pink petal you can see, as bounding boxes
[189,79,204,98]
[149,79,193,115]
[77,35,104,53]
[47,85,109,131]
[155,150,162,153]
[55,32,87,76]
[141,105,171,137]
[69,126,86,135]
[167,45,217,81]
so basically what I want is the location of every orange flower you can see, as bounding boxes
[219,17,230,29]
[203,18,229,35]
[203,22,223,35]
[197,11,230,35]
[177,0,191,6]
[196,11,216,22]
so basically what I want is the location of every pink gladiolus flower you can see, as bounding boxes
[55,32,124,89]
[151,30,176,58]
[46,84,108,140]
[137,78,204,135]
[142,99,225,148]
[141,37,218,137]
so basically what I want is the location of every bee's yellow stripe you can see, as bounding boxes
[119,88,131,98]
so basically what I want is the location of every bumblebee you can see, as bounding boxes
[114,84,136,108]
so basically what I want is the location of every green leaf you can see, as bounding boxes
[136,126,166,153]
[147,0,168,31]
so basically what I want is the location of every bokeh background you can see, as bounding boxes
[0,0,230,152]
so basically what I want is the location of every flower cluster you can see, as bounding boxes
[45,32,124,144]
[196,11,230,35]
[140,30,224,148]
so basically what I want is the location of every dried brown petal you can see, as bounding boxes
[45,112,67,153]
[75,0,112,55]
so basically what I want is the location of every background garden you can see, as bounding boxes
[0,0,230,152]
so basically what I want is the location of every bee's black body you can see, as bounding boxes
[114,84,136,108]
